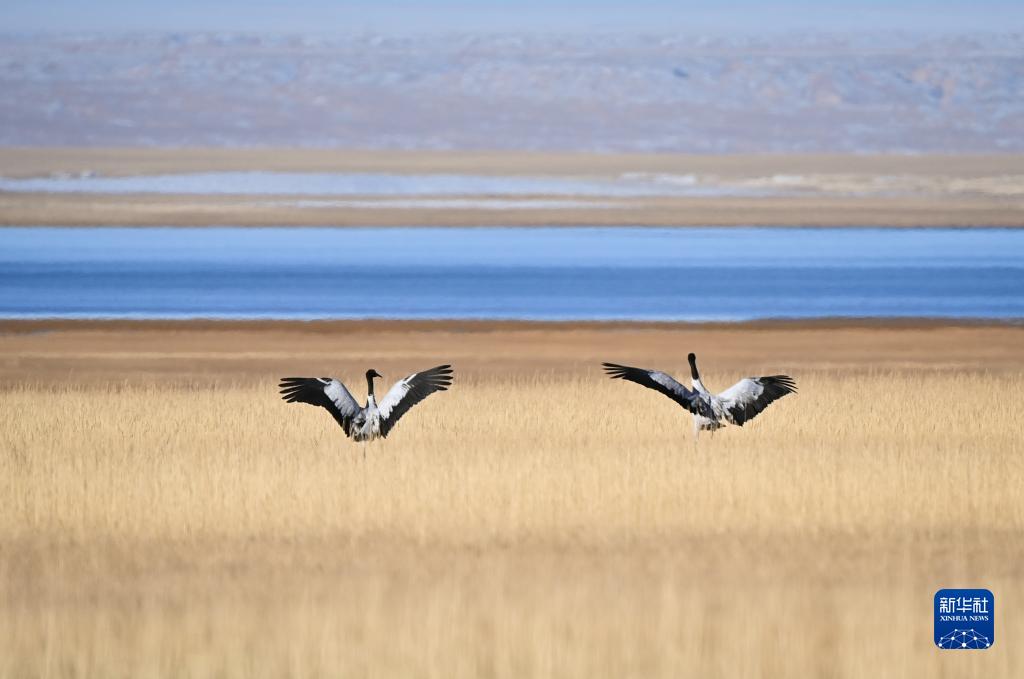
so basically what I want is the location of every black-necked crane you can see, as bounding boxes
[602,353,795,440]
[279,365,453,447]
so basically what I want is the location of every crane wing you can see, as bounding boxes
[717,375,797,426]
[278,376,361,436]
[377,364,454,437]
[602,362,709,416]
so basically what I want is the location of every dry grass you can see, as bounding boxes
[2,364,1023,677]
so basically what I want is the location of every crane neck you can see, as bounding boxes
[688,354,708,393]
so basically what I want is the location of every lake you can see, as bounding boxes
[1,227,1022,321]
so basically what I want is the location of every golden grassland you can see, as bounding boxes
[1,321,1023,677]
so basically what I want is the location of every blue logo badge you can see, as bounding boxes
[935,589,994,649]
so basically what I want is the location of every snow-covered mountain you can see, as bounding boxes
[1,31,1021,152]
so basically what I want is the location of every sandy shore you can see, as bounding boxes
[5,147,1024,178]
[2,319,1021,386]
[2,148,1023,227]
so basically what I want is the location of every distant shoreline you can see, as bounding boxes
[2,317,1019,334]
[2,148,1023,228]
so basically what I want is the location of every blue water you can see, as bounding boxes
[1,227,1022,320]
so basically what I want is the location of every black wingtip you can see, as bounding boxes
[410,365,453,395]
[278,377,323,403]
[602,362,629,378]
[426,364,454,385]
[762,374,798,394]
